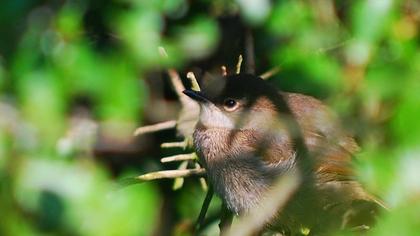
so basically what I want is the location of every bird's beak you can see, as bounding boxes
[183,89,210,103]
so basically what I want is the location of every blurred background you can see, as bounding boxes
[0,0,419,235]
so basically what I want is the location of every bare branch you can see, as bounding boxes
[160,141,187,149]
[195,162,208,191]
[133,120,177,136]
[160,136,193,149]
[161,153,197,163]
[135,169,206,182]
[173,160,189,190]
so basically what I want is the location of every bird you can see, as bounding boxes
[183,73,385,235]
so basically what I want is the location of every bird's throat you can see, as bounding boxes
[193,127,274,214]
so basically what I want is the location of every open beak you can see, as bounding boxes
[182,90,209,103]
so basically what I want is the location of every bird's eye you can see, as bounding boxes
[223,98,238,111]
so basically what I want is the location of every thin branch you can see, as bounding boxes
[260,66,281,80]
[160,141,187,149]
[133,120,177,136]
[195,162,208,191]
[126,46,204,193]
[173,160,189,190]
[194,186,214,235]
[161,153,197,163]
[235,54,243,74]
[135,169,206,182]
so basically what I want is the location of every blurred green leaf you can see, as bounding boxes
[15,158,161,236]
[175,17,220,59]
[236,0,271,25]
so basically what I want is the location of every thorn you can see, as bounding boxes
[187,71,201,91]
[260,66,281,80]
[236,54,243,74]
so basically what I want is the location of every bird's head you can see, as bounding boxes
[183,74,281,131]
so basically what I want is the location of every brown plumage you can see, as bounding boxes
[183,74,384,235]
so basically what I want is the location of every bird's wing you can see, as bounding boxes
[283,92,388,207]
[281,92,358,177]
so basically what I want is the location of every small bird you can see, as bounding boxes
[183,73,384,235]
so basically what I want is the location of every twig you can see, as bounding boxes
[161,153,197,163]
[235,55,243,74]
[173,160,189,190]
[187,72,201,91]
[195,162,208,191]
[194,186,214,235]
[133,120,177,136]
[260,67,281,80]
[135,169,206,182]
[160,141,187,149]
[129,47,204,192]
